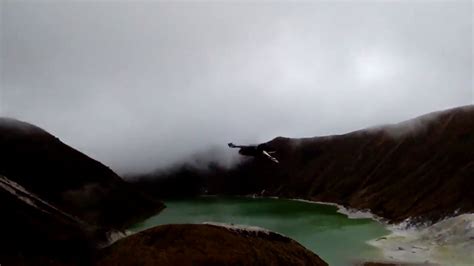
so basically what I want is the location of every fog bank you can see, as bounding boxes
[1,1,472,174]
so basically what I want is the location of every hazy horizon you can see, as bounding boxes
[1,1,472,174]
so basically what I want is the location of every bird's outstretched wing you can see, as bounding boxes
[262,150,279,164]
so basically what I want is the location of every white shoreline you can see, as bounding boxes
[242,195,474,265]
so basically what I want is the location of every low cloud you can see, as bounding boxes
[1,1,472,175]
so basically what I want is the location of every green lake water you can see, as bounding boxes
[130,197,389,265]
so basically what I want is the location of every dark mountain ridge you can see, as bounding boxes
[0,117,164,230]
[134,105,474,224]
[0,118,165,264]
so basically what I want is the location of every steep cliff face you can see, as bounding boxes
[0,118,164,230]
[135,106,474,223]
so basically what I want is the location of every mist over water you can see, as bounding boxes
[1,1,472,174]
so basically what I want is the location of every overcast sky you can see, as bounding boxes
[1,1,472,174]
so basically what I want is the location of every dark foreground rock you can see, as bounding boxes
[134,105,474,224]
[356,262,437,266]
[95,224,328,266]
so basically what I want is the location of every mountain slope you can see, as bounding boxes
[0,118,164,229]
[0,174,101,265]
[135,105,474,223]
[254,105,474,222]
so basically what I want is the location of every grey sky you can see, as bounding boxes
[1,1,472,174]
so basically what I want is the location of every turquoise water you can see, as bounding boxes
[131,197,389,265]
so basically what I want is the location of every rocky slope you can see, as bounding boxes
[0,174,101,265]
[95,223,327,266]
[135,105,474,223]
[0,118,164,230]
